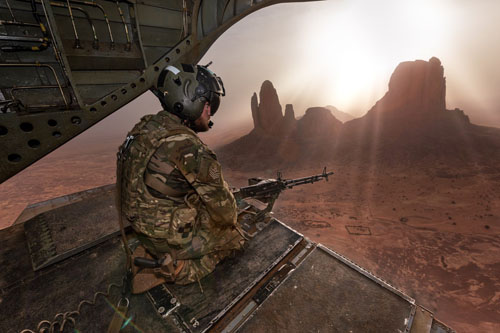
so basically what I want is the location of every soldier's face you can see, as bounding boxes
[193,102,211,132]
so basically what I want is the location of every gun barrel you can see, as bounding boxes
[284,171,334,188]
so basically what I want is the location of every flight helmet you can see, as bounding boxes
[153,63,225,122]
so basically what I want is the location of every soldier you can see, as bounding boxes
[117,64,245,292]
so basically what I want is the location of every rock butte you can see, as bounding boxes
[218,57,500,170]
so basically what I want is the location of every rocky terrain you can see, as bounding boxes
[218,57,500,332]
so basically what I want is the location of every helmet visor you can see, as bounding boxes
[196,66,225,96]
[209,92,220,115]
[196,65,225,116]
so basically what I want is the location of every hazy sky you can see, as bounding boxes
[82,0,500,143]
[199,0,500,128]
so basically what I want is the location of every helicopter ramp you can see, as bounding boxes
[0,185,454,332]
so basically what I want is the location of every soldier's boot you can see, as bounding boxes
[131,244,185,294]
[174,238,250,286]
[174,252,221,285]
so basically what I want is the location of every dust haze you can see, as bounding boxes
[2,1,500,332]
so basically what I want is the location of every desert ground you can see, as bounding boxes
[1,140,499,332]
[223,164,500,333]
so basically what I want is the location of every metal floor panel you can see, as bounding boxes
[240,246,415,333]
[0,230,174,332]
[23,185,122,270]
[0,236,126,332]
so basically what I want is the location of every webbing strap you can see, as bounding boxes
[144,173,186,198]
[107,298,129,333]
[116,154,132,271]
[112,142,133,333]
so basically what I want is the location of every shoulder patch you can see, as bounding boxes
[208,163,220,180]
[196,156,223,186]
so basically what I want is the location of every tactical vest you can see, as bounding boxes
[117,111,201,243]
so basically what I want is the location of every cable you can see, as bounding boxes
[19,282,123,333]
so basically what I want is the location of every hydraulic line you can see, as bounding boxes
[65,0,81,48]
[199,0,205,37]
[46,1,99,49]
[0,63,69,108]
[93,0,114,48]
[10,85,68,109]
[115,1,131,51]
[182,0,188,38]
[1,0,50,52]
[5,0,17,21]
[40,0,73,87]
[53,0,114,49]
[0,19,40,27]
[0,35,45,42]
[220,0,230,26]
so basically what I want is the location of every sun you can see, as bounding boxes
[298,0,455,115]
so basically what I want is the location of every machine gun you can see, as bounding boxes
[233,167,333,238]
[234,167,334,212]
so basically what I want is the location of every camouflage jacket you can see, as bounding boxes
[117,111,237,245]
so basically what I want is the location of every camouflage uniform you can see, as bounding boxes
[118,111,243,285]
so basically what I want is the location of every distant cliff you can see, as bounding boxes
[324,105,355,123]
[218,58,500,170]
[347,57,469,126]
[249,80,343,140]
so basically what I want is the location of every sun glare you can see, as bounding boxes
[300,0,455,115]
